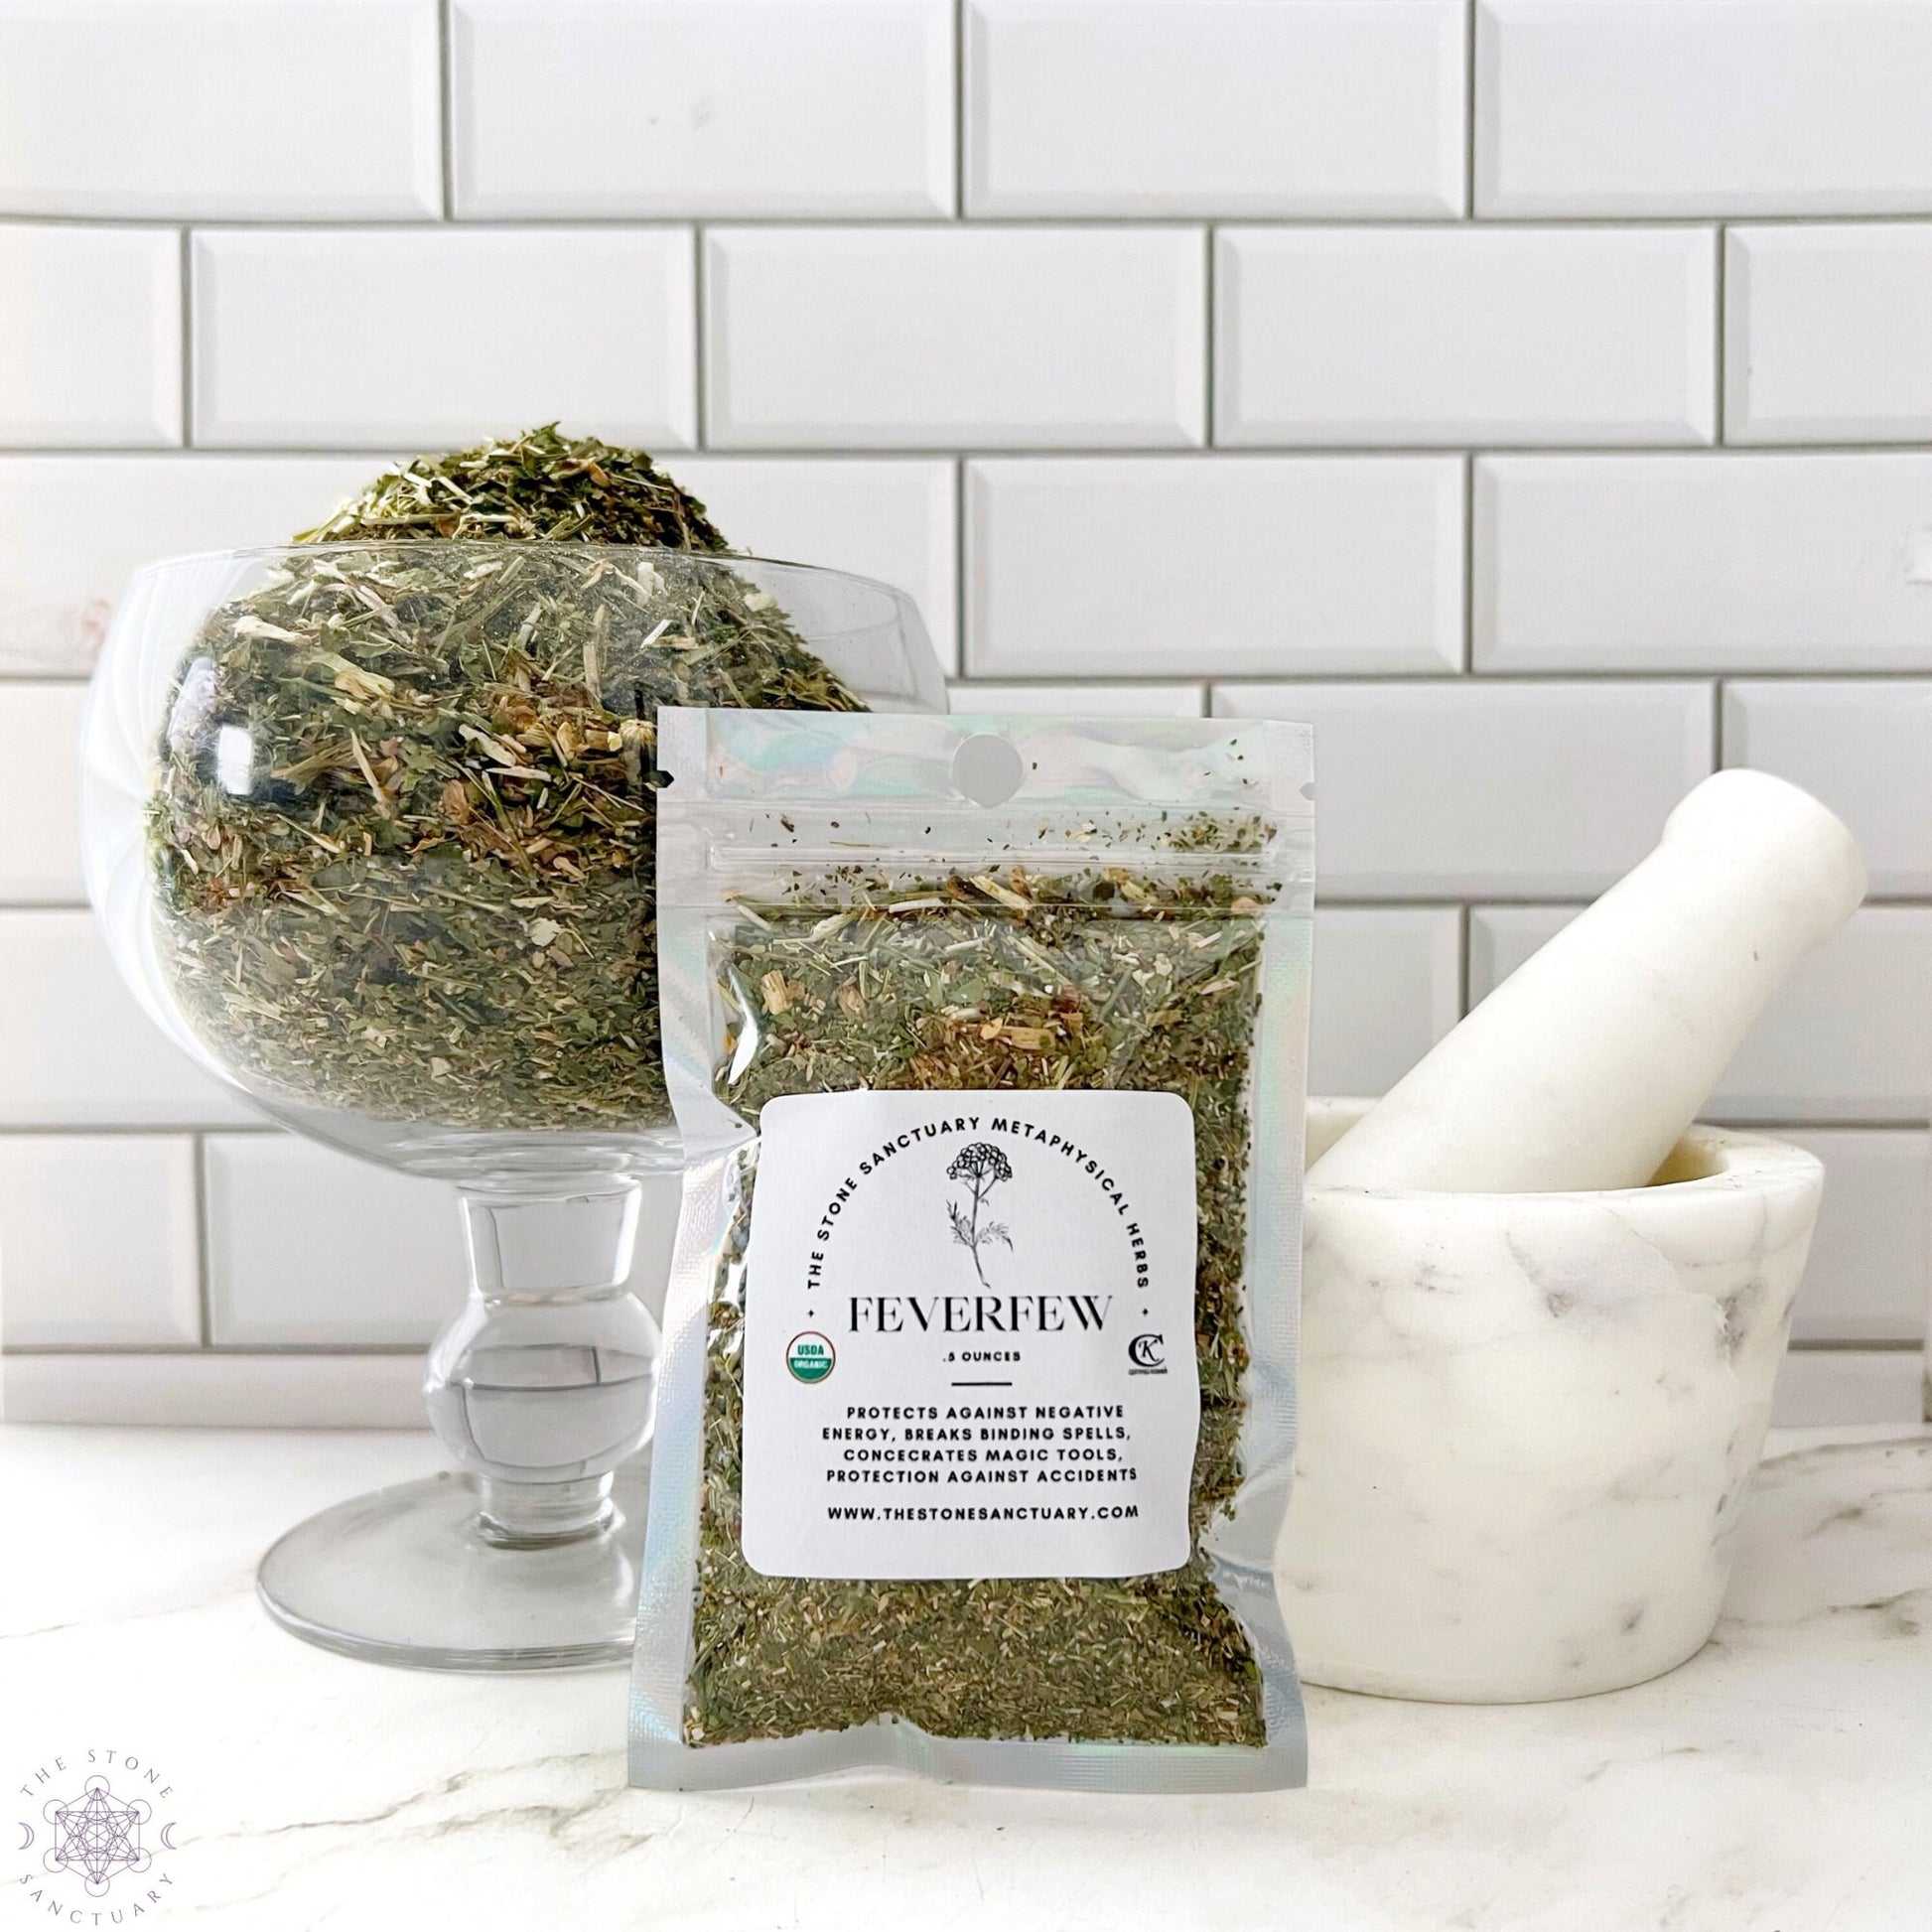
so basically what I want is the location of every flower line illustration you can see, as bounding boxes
[945,1143,1015,1287]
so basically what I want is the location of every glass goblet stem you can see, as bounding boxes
[426,1182,658,1546]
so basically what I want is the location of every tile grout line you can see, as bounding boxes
[1782,1340,1932,1355]
[15,667,1932,689]
[1461,452,1475,672]
[1457,903,1473,1018]
[1714,223,1727,442]
[18,671,1932,703]
[952,0,966,219]
[438,0,456,221]
[0,1124,293,1139]
[178,228,193,448]
[693,225,709,447]
[1462,0,1478,220]
[192,1132,212,1348]
[4,1343,430,1358]
[1203,224,1217,445]
[12,440,1932,460]
[969,669,1928,687]
[7,210,1932,231]
[953,454,969,677]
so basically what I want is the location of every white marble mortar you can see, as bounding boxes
[1278,1098,1824,1703]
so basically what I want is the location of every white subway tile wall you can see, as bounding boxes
[1214,226,1718,447]
[0,1137,200,1347]
[703,226,1206,447]
[672,457,960,669]
[1723,682,1932,897]
[1725,225,1932,444]
[964,0,1466,217]
[1212,680,1714,897]
[0,456,396,673]
[0,225,182,447]
[1780,1130,1931,1346]
[203,1136,469,1348]
[1473,0,1932,217]
[1473,454,1932,674]
[453,0,955,218]
[947,682,1206,718]
[0,1,443,221]
[1306,907,1463,1101]
[192,228,698,448]
[0,913,257,1130]
[0,0,1925,1426]
[967,457,1462,677]
[198,1153,682,1353]
[1469,906,1932,1125]
[1766,1350,1928,1430]
[0,684,87,901]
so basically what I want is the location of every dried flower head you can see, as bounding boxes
[945,1142,1012,1185]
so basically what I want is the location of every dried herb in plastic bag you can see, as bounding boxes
[690,866,1267,1745]
[634,712,1313,1793]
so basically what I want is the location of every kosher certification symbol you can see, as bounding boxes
[786,1332,835,1384]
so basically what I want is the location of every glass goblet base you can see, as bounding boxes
[255,1453,650,1671]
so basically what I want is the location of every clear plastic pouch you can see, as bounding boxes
[631,710,1313,1792]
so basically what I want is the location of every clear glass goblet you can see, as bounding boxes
[81,542,943,1669]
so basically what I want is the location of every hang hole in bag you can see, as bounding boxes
[950,733,1025,807]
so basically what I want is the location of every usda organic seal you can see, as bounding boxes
[785,1331,835,1384]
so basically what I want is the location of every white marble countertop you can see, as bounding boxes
[3,1421,1930,1932]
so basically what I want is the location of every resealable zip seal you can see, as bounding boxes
[632,709,1312,1793]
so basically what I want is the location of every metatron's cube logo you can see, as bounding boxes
[12,1749,186,1918]
[785,1332,835,1384]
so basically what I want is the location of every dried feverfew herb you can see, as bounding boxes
[148,433,866,1133]
[299,424,732,549]
[686,863,1269,1747]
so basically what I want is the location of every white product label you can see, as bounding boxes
[739,1089,1200,1581]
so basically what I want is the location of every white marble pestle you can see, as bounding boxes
[1283,767,1868,1701]
[1308,768,1867,1196]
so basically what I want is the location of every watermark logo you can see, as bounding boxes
[13,1751,181,1918]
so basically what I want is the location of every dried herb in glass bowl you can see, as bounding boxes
[145,432,876,1139]
[298,425,733,549]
